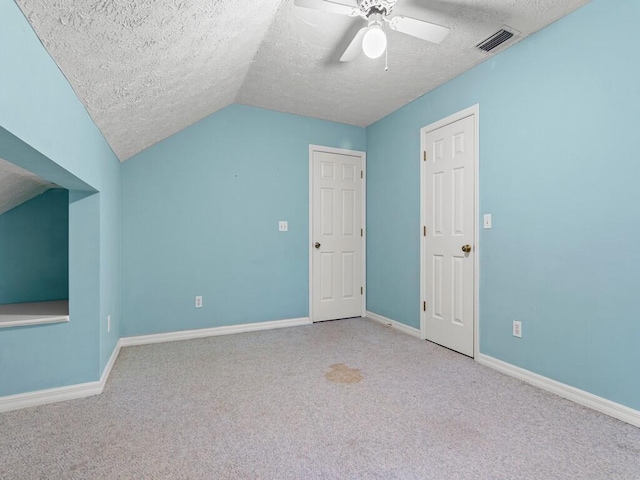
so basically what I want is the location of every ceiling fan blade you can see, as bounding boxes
[340,27,367,62]
[388,15,450,44]
[294,0,359,17]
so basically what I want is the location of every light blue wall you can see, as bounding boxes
[122,104,365,336]
[366,0,640,410]
[0,189,69,305]
[0,0,120,395]
[2,0,636,415]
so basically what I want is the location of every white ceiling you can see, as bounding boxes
[15,0,589,161]
[0,157,57,216]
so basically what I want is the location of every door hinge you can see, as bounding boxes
[423,151,427,162]
[423,226,427,237]
[423,301,426,312]
[361,286,363,295]
[361,228,363,237]
[361,170,363,179]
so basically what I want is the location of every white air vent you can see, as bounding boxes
[476,27,518,53]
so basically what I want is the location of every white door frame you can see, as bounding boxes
[420,105,480,357]
[309,144,367,323]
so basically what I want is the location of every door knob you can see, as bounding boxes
[315,242,321,249]
[461,244,472,253]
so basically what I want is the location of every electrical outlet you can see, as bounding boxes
[107,315,111,333]
[513,320,522,338]
[279,221,288,232]
[195,296,203,308]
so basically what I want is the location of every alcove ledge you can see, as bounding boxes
[0,300,69,328]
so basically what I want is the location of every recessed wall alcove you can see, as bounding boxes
[0,157,70,328]
[0,127,102,396]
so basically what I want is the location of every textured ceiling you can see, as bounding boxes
[238,0,590,126]
[0,157,57,215]
[16,0,589,161]
[16,0,283,161]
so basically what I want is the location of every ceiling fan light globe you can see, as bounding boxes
[362,25,387,59]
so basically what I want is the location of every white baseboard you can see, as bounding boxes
[121,317,312,347]
[366,311,422,339]
[0,380,102,413]
[476,353,640,428]
[0,338,123,413]
[100,338,122,385]
[0,317,311,413]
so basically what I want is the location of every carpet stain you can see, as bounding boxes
[430,417,486,448]
[325,363,362,384]
[617,442,640,454]
[70,462,87,471]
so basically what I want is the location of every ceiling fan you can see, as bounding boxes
[294,0,450,61]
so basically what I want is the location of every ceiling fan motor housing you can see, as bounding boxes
[358,0,397,17]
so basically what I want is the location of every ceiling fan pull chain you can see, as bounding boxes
[385,43,388,71]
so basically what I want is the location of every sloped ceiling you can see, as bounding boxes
[16,0,283,161]
[15,0,589,161]
[0,157,57,216]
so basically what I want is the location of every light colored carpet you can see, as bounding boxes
[1,318,639,479]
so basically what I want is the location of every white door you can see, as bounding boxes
[423,114,476,357]
[311,147,364,322]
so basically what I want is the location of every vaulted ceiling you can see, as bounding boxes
[15,0,589,161]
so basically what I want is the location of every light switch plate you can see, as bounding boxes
[484,214,492,229]
[279,221,288,232]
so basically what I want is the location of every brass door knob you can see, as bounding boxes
[461,244,472,253]
[315,242,321,249]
